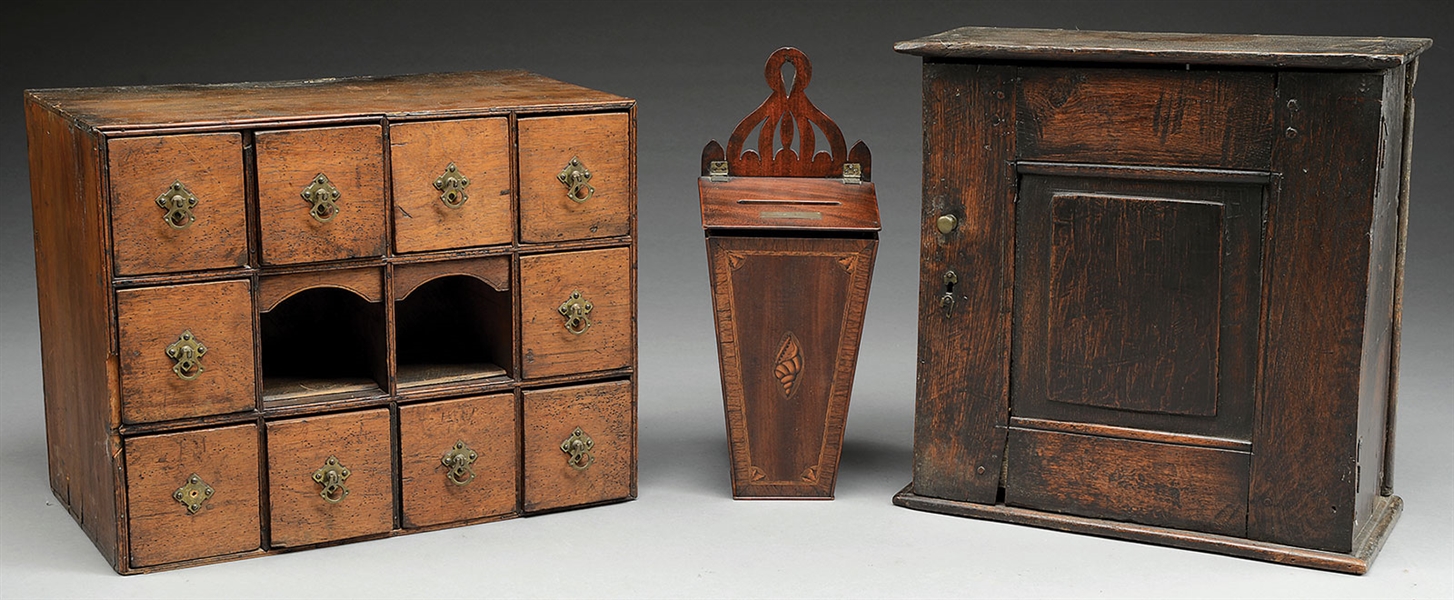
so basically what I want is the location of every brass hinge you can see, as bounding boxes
[842,162,862,185]
[708,160,730,182]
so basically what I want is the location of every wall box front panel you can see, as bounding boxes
[25,70,637,573]
[894,26,1429,574]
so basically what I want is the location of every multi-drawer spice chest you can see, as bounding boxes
[25,71,637,573]
[893,28,1429,573]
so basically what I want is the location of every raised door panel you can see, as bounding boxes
[390,117,513,253]
[117,279,256,424]
[125,424,260,568]
[108,133,248,275]
[266,409,393,547]
[256,124,386,265]
[517,113,631,243]
[1012,169,1264,440]
[399,394,519,528]
[519,247,632,379]
[522,381,633,512]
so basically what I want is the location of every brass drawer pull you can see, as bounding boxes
[156,180,199,229]
[557,156,594,203]
[560,427,594,471]
[433,162,470,208]
[312,455,351,503]
[558,290,594,335]
[301,173,342,223]
[441,440,478,486]
[165,330,207,381]
[173,473,214,515]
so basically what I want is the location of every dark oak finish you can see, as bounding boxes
[896,27,1428,573]
[25,70,637,573]
[698,48,878,499]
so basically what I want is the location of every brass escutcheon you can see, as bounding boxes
[557,290,594,335]
[441,440,478,486]
[433,162,470,208]
[560,427,594,471]
[301,173,342,223]
[173,473,214,515]
[165,330,207,381]
[556,156,594,203]
[156,180,199,229]
[312,455,351,504]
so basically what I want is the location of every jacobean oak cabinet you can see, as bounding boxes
[26,71,638,573]
[893,27,1429,573]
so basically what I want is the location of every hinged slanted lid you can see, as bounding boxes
[698,47,877,232]
[699,176,879,231]
[894,26,1432,70]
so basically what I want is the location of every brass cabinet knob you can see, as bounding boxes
[936,214,958,234]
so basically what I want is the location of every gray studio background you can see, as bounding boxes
[1,1,1449,598]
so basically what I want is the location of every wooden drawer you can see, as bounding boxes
[519,247,632,379]
[523,380,633,512]
[124,424,259,568]
[256,124,386,265]
[518,113,631,243]
[399,394,518,528]
[117,279,256,424]
[391,117,513,253]
[107,133,247,275]
[266,408,393,547]
[1004,428,1250,536]
[1015,67,1276,169]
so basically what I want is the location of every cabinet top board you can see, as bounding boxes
[895,26,1431,70]
[26,70,633,134]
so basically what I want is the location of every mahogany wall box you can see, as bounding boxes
[892,27,1429,573]
[699,48,879,499]
[25,71,638,573]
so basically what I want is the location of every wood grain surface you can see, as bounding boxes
[893,26,1431,70]
[1005,428,1249,536]
[107,133,248,275]
[116,279,256,424]
[910,63,1017,504]
[29,71,632,132]
[266,409,394,547]
[1249,69,1388,554]
[1016,67,1275,170]
[519,247,632,379]
[399,394,518,528]
[256,124,386,265]
[522,381,633,512]
[390,117,513,253]
[394,255,510,300]
[258,267,384,313]
[698,177,880,231]
[124,424,259,567]
[706,235,876,498]
[518,113,631,243]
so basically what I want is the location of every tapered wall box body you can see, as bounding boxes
[700,48,880,499]
[892,26,1430,573]
[25,71,638,573]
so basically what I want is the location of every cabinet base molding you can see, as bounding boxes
[893,486,1402,575]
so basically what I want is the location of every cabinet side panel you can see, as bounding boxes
[911,63,1016,503]
[26,98,122,567]
[1251,71,1385,553]
[1355,66,1407,535]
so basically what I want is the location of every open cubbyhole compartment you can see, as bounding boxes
[259,270,388,407]
[393,256,513,390]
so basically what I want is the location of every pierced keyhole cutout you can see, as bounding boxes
[940,270,958,315]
